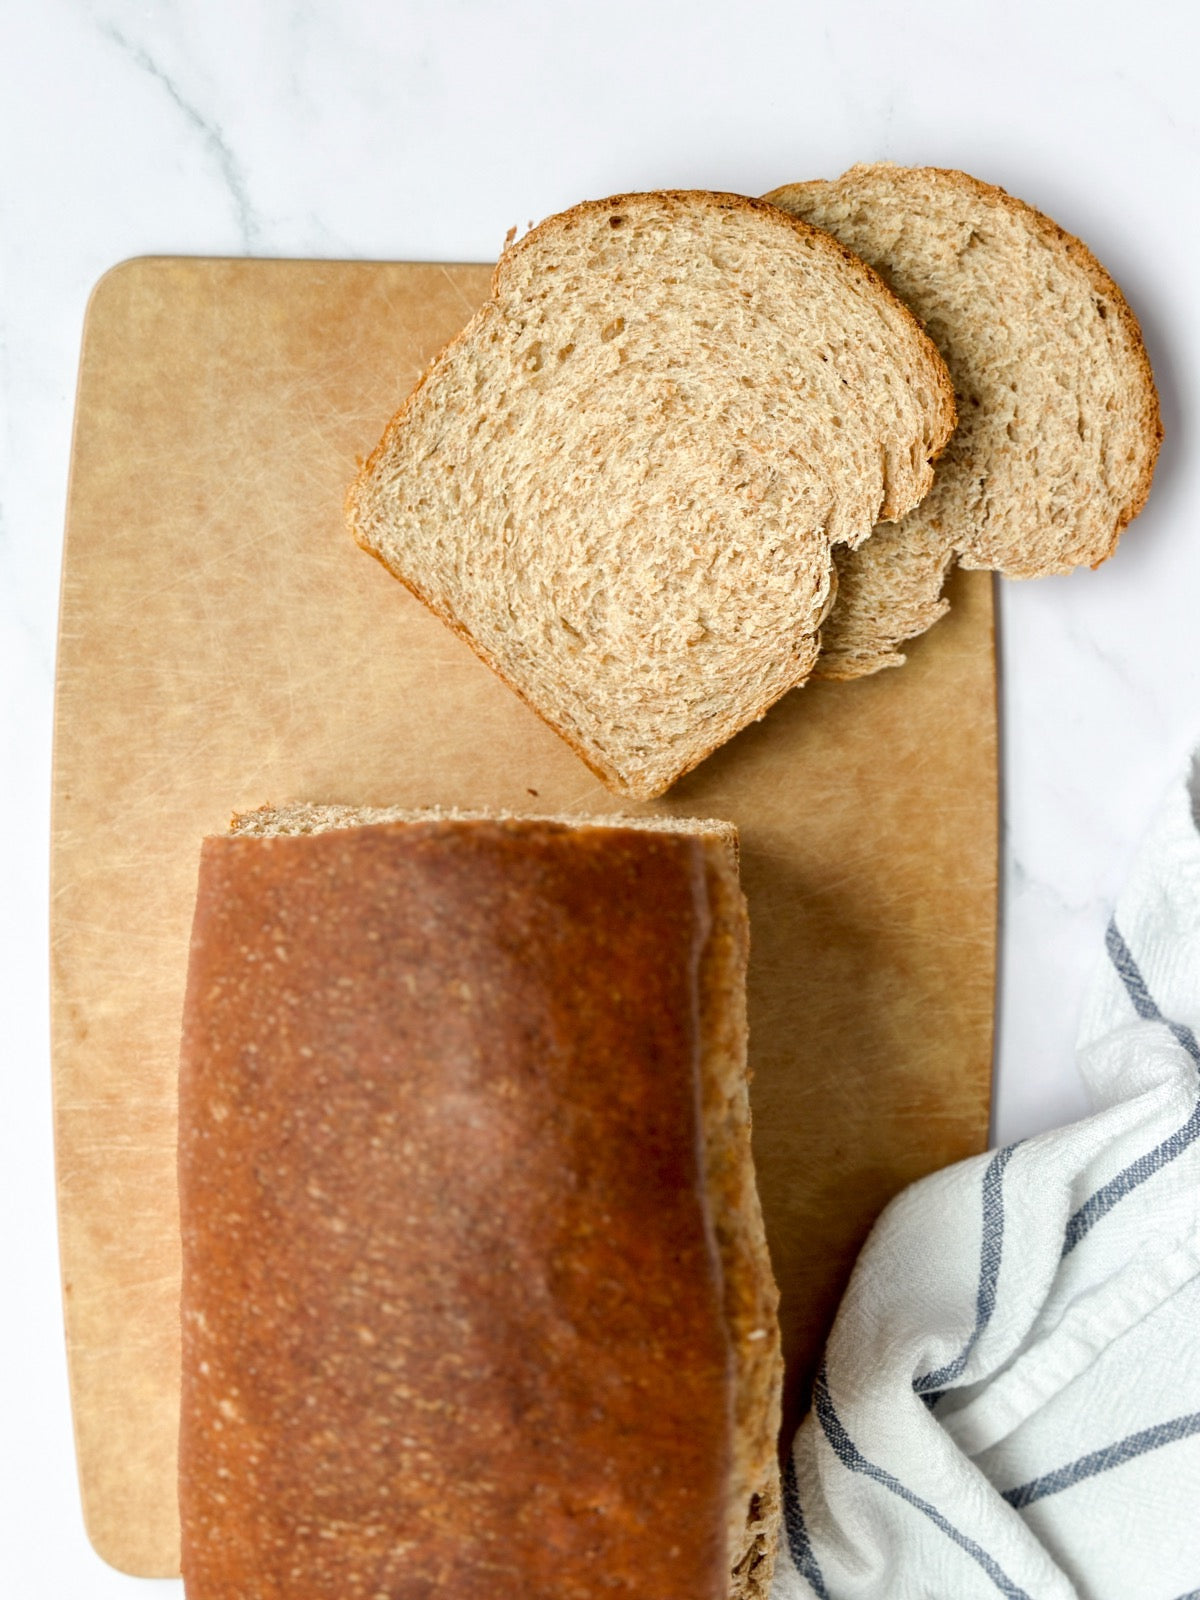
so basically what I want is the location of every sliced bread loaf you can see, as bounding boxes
[767,165,1162,677]
[347,190,955,796]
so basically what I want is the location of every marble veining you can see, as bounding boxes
[96,19,264,251]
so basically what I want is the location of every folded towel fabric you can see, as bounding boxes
[774,753,1200,1600]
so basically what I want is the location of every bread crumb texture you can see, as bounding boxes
[228,800,736,846]
[347,190,954,796]
[768,165,1162,677]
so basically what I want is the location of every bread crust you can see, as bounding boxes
[178,817,779,1597]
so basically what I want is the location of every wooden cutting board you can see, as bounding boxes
[51,256,997,1577]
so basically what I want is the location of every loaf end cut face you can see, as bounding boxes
[769,164,1162,677]
[347,190,955,795]
[178,810,782,1599]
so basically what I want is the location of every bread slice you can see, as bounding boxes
[767,165,1162,677]
[180,805,783,1600]
[347,191,955,795]
[818,522,957,679]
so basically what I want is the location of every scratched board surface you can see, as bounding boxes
[51,257,997,1575]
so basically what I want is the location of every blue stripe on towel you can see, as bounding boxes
[1105,919,1200,1063]
[915,1143,1017,1403]
[1002,1411,1200,1510]
[781,1450,831,1598]
[814,1365,1033,1600]
[1063,922,1200,1256]
[1063,1099,1200,1255]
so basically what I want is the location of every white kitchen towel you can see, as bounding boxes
[773,752,1200,1600]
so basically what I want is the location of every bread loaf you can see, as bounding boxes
[767,165,1162,677]
[178,806,782,1599]
[347,190,955,796]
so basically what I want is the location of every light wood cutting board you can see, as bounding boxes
[51,256,997,1577]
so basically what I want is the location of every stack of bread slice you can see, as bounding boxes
[348,173,1160,784]
[348,189,956,799]
[767,164,1162,677]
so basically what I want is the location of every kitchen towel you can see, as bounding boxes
[773,751,1200,1600]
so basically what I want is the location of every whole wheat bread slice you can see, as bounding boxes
[347,190,954,796]
[767,165,1162,678]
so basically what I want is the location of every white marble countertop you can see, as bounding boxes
[3,2,1197,1592]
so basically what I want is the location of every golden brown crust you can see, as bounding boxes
[178,819,766,1598]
